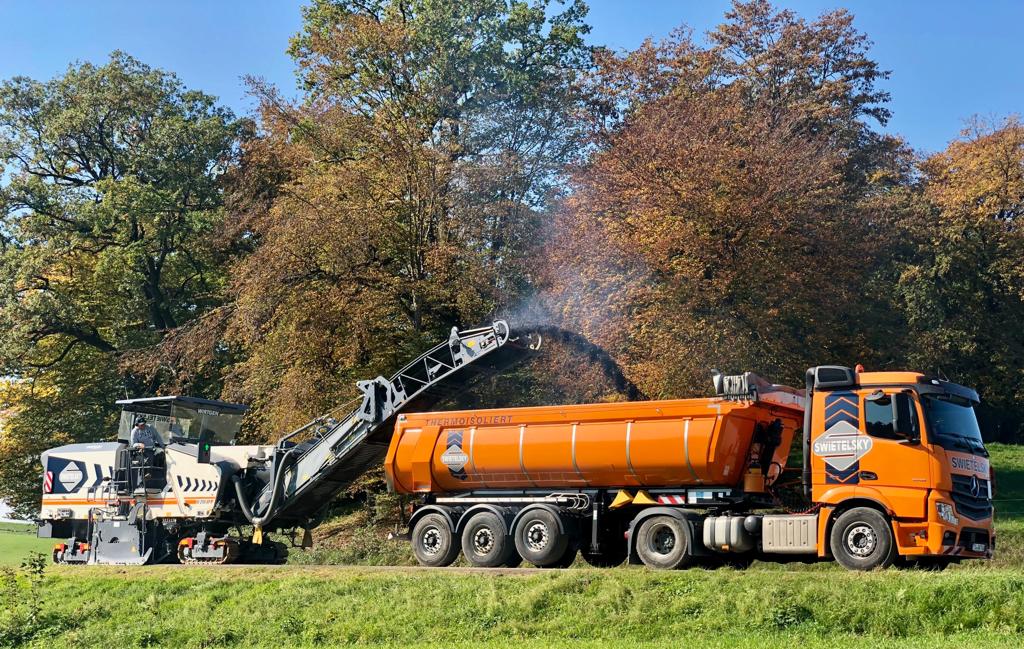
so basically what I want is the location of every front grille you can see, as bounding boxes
[950,474,993,520]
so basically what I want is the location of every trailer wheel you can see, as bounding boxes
[514,508,569,567]
[412,513,460,567]
[461,511,514,568]
[829,507,896,571]
[635,515,694,570]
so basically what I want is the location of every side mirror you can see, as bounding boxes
[892,393,920,444]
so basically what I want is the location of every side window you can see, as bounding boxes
[864,395,902,440]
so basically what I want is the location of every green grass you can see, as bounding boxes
[4,565,1024,648]
[0,522,53,567]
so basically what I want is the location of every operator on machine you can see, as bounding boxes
[129,416,164,491]
[130,416,163,449]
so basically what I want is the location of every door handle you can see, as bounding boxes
[859,471,878,481]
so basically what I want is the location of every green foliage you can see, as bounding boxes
[894,118,1024,441]
[0,52,244,515]
[0,552,66,647]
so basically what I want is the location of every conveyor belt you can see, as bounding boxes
[247,322,538,528]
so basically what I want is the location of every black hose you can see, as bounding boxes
[232,450,296,527]
[232,473,256,522]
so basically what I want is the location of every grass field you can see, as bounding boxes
[4,565,1024,648]
[1,444,1022,648]
[0,522,54,567]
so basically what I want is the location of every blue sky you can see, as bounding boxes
[0,1,1021,154]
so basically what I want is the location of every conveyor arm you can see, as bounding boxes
[235,321,537,533]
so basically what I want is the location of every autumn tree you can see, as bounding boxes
[0,52,244,516]
[541,1,906,398]
[218,0,592,435]
[896,117,1024,441]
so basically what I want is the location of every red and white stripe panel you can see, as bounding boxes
[43,471,53,494]
[657,494,686,505]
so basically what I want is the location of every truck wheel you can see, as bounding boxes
[830,507,896,571]
[635,515,694,570]
[514,508,569,567]
[412,513,460,567]
[461,511,514,568]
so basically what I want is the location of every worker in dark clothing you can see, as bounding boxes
[129,416,163,492]
[130,417,163,449]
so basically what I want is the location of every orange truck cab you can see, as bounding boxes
[386,365,994,571]
[805,366,993,565]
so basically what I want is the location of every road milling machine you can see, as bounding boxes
[38,322,535,564]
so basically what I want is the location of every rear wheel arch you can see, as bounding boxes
[510,504,567,537]
[455,504,511,536]
[409,504,457,534]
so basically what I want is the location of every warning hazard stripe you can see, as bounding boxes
[657,495,686,505]
[43,471,53,494]
[42,497,211,506]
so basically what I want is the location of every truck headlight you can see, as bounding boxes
[936,502,959,526]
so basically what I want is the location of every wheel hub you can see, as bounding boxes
[526,522,549,551]
[846,524,877,557]
[473,527,495,555]
[422,527,442,555]
[651,525,676,555]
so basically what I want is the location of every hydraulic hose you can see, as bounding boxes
[232,449,296,533]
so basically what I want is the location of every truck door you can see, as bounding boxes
[855,389,931,519]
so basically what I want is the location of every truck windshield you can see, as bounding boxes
[922,394,986,456]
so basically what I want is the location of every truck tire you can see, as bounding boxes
[461,511,514,568]
[514,508,569,567]
[830,507,896,571]
[635,515,694,570]
[412,513,460,567]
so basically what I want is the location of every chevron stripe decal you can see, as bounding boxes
[822,391,861,484]
[825,464,861,484]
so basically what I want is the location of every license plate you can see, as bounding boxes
[971,543,986,552]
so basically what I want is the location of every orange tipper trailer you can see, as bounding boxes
[385,367,994,570]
